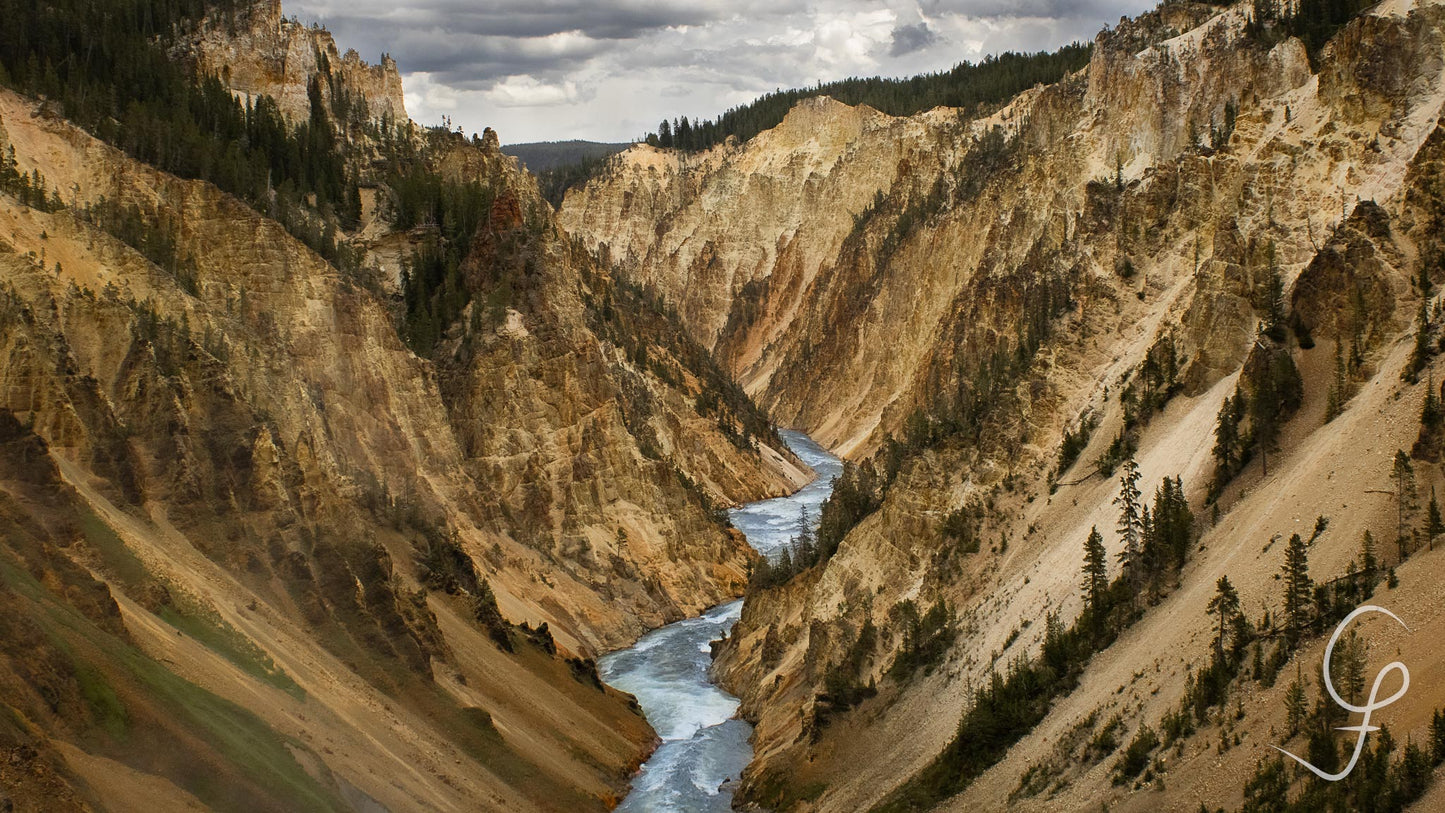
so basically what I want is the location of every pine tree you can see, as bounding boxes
[1334,629,1367,705]
[1230,608,1254,665]
[1243,756,1291,811]
[1282,533,1312,642]
[1350,287,1369,371]
[1139,503,1158,584]
[1310,659,1348,740]
[1082,526,1109,624]
[1406,298,1432,383]
[1263,243,1286,340]
[1114,456,1144,580]
[775,544,794,580]
[1427,487,1444,552]
[1393,450,1417,559]
[1432,708,1445,765]
[1154,476,1194,569]
[795,505,816,566]
[343,179,362,230]
[1207,576,1242,663]
[1251,360,1281,477]
[1212,390,1245,493]
[1326,337,1349,421]
[1285,665,1308,737]
[1422,373,1442,429]
[1359,530,1379,593]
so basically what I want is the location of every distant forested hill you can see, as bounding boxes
[502,140,630,172]
[645,43,1093,152]
[523,43,1092,206]
[503,141,631,209]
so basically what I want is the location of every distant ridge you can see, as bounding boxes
[502,140,631,172]
[642,42,1093,152]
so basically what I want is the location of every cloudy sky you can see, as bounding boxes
[288,0,1156,145]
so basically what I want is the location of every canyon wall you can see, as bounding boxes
[567,1,1445,810]
[0,1,807,807]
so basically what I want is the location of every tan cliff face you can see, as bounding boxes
[0,3,805,805]
[187,0,408,127]
[560,97,965,456]
[0,88,780,649]
[560,6,1338,461]
[570,1,1445,811]
[559,96,916,348]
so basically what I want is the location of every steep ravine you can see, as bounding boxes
[599,430,842,811]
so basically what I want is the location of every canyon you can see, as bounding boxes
[5,0,1445,811]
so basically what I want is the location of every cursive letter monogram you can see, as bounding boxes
[1272,604,1410,781]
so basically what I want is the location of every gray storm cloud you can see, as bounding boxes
[889,22,941,57]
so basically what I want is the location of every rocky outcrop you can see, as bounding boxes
[187,0,407,126]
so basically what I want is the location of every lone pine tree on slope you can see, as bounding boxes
[1282,533,1312,643]
[1082,526,1109,628]
[1115,456,1143,586]
[1393,450,1417,558]
[1207,575,1242,663]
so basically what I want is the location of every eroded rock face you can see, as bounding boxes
[187,0,407,126]
[562,5,1409,462]
[569,2,1445,810]
[561,97,962,455]
[0,81,804,649]
[1290,199,1401,347]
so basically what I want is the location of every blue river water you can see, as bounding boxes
[597,430,843,812]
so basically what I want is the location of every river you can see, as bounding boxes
[597,430,843,812]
